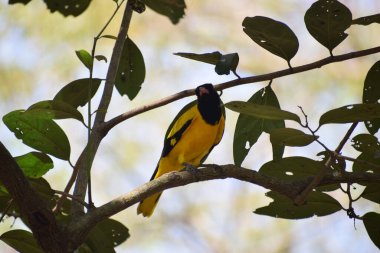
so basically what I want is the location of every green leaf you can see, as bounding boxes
[351,134,380,153]
[319,103,380,126]
[75,49,93,70]
[260,156,340,192]
[174,51,222,65]
[95,55,107,63]
[215,53,239,75]
[363,60,380,134]
[232,86,285,166]
[131,0,146,13]
[254,191,342,219]
[269,128,316,147]
[43,0,91,17]
[174,51,239,76]
[15,152,53,179]
[362,184,380,204]
[144,0,186,24]
[226,101,300,123]
[85,218,130,252]
[363,212,380,249]
[26,100,84,122]
[9,0,32,4]
[54,78,102,108]
[352,152,380,174]
[352,14,380,26]
[101,35,118,40]
[3,110,71,160]
[115,37,145,100]
[304,0,352,54]
[242,16,299,64]
[0,230,44,253]
[29,178,55,204]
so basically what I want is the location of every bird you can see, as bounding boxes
[137,83,225,217]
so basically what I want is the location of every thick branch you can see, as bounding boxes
[0,142,67,253]
[69,164,380,241]
[71,1,134,216]
[102,45,380,133]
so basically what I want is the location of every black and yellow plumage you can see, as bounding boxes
[137,83,225,217]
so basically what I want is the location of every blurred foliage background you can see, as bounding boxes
[0,0,379,252]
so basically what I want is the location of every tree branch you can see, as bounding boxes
[68,163,380,241]
[70,1,134,217]
[102,45,380,133]
[294,122,358,205]
[0,142,68,253]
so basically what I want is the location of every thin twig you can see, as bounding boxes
[54,190,91,209]
[71,0,134,217]
[294,122,359,205]
[337,154,380,170]
[102,45,380,133]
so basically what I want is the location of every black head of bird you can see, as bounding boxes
[195,83,222,125]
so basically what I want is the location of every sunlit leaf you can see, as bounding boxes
[26,100,84,122]
[75,49,93,70]
[43,0,91,17]
[101,35,117,40]
[352,14,380,26]
[115,37,145,100]
[54,78,102,108]
[363,60,380,134]
[3,110,71,160]
[0,230,43,253]
[15,152,53,178]
[304,0,352,54]
[319,104,380,126]
[363,212,380,249]
[242,16,299,64]
[144,0,186,24]
[232,86,285,166]
[269,128,316,147]
[254,191,342,219]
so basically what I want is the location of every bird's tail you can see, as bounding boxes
[137,192,162,217]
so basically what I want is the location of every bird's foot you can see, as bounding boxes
[182,163,202,180]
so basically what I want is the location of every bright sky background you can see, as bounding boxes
[0,0,379,252]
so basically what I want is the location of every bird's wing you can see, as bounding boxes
[160,100,198,157]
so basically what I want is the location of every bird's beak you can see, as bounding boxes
[198,87,209,96]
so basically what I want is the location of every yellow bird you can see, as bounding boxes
[137,83,225,217]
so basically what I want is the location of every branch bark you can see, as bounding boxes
[68,163,380,240]
[0,142,68,253]
[102,45,380,133]
[70,1,134,217]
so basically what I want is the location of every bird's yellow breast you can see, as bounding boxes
[157,105,224,174]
